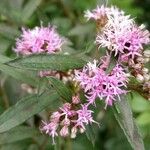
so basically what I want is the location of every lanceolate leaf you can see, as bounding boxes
[0,140,29,150]
[0,63,38,86]
[7,54,86,71]
[0,126,40,145]
[113,96,145,150]
[0,91,60,133]
[21,0,42,23]
[85,124,96,146]
[47,77,72,102]
[0,55,12,63]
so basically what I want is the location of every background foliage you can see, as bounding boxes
[0,0,149,150]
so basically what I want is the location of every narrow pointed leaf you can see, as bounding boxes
[0,91,60,133]
[7,54,86,71]
[0,63,37,86]
[0,140,29,150]
[113,96,145,150]
[21,0,42,23]
[0,126,40,145]
[85,124,96,146]
[48,77,72,101]
[0,55,12,63]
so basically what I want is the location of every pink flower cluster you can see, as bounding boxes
[14,24,65,78]
[41,95,97,144]
[85,5,125,21]
[14,25,64,55]
[75,60,128,108]
[85,5,150,62]
[13,5,150,144]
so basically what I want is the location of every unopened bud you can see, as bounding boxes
[71,127,77,138]
[126,73,131,77]
[62,103,71,110]
[144,50,150,57]
[136,74,144,83]
[144,74,150,81]
[144,57,150,63]
[134,64,142,69]
[72,95,80,104]
[60,126,69,137]
[79,127,85,133]
[136,57,144,63]
[61,118,70,126]
[142,68,149,74]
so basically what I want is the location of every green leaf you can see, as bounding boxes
[0,63,38,86]
[69,24,94,36]
[113,95,145,150]
[0,23,20,40]
[0,91,60,133]
[47,77,72,102]
[21,0,42,23]
[7,54,86,71]
[130,92,150,112]
[28,144,39,150]
[0,55,12,63]
[0,140,29,150]
[137,112,150,126]
[0,126,40,145]
[85,124,96,146]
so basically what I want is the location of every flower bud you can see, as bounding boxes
[134,64,142,69]
[71,126,77,138]
[143,74,150,81]
[136,74,144,83]
[142,68,149,74]
[61,118,70,126]
[144,57,150,63]
[60,126,69,137]
[144,50,150,57]
[79,127,85,133]
[136,57,144,63]
[72,95,80,104]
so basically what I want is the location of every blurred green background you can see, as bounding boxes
[0,0,150,150]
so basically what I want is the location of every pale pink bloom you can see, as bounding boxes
[41,97,98,143]
[85,5,107,20]
[97,23,150,60]
[86,5,150,61]
[85,5,125,21]
[91,6,150,61]
[75,60,128,108]
[60,118,70,126]
[41,121,58,144]
[50,111,61,122]
[14,25,64,55]
[76,104,98,126]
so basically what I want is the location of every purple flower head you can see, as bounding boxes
[41,97,98,143]
[97,23,150,60]
[75,60,128,108]
[41,121,59,144]
[85,5,125,22]
[85,5,107,21]
[76,104,98,126]
[91,6,150,61]
[14,25,64,55]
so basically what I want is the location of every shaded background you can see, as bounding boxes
[0,0,150,150]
